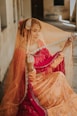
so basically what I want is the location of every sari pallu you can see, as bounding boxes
[17,47,65,116]
[0,47,47,116]
[28,48,77,116]
[0,47,26,116]
[34,48,65,74]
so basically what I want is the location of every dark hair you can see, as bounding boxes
[19,19,27,37]
[31,18,41,29]
[19,18,41,37]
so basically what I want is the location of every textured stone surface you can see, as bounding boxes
[73,37,77,93]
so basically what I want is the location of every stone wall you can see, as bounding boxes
[0,0,17,81]
[0,22,17,81]
[0,0,32,81]
[44,0,70,20]
[0,0,7,28]
[23,0,31,19]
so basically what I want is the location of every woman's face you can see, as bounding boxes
[31,24,41,39]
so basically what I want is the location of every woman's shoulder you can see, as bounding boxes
[37,38,46,48]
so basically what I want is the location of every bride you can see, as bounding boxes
[0,18,77,116]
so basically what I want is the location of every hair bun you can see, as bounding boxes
[25,19,32,30]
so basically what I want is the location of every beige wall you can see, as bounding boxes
[0,24,17,81]
[16,0,31,21]
[0,0,17,81]
[0,0,7,27]
[23,0,31,19]
[0,0,32,81]
[44,0,70,20]
[6,0,14,25]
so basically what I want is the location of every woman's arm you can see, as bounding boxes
[26,54,36,82]
[50,52,64,69]
[62,36,73,52]
[51,36,74,69]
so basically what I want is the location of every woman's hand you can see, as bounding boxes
[59,51,64,57]
[62,36,74,52]
[26,54,35,72]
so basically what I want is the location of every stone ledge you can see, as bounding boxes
[45,14,60,21]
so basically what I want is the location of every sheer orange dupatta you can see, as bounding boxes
[0,20,28,116]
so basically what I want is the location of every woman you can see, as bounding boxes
[0,18,76,116]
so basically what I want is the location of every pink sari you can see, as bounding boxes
[34,48,65,74]
[17,46,65,116]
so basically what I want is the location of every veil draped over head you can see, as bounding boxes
[0,18,74,115]
[40,20,73,86]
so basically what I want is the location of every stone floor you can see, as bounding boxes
[44,19,76,32]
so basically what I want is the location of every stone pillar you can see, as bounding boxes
[23,0,31,19]
[70,0,76,21]
[0,16,1,33]
[76,0,77,31]
[17,0,22,21]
